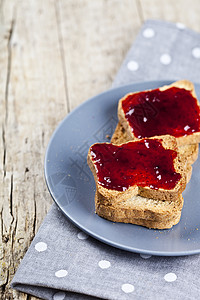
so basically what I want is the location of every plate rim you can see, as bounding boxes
[44,79,200,257]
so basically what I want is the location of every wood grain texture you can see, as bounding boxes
[0,0,200,299]
[140,0,200,31]
[58,0,141,110]
[0,0,67,299]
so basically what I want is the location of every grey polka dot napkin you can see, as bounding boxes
[11,20,200,300]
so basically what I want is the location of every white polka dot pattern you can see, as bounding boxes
[140,254,152,259]
[192,47,200,58]
[160,53,172,65]
[77,232,88,240]
[127,60,139,71]
[176,22,185,29]
[164,272,177,282]
[55,270,68,278]
[143,28,155,38]
[98,260,111,269]
[35,242,47,252]
[53,291,66,300]
[121,283,135,293]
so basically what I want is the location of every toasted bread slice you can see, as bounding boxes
[186,164,193,183]
[178,143,199,165]
[88,135,187,203]
[111,122,198,183]
[95,192,182,229]
[118,80,200,146]
[111,122,199,165]
[96,191,183,222]
[111,122,131,144]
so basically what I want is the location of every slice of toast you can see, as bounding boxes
[95,192,182,229]
[111,122,199,165]
[118,80,200,146]
[178,143,199,165]
[88,135,187,203]
[111,122,198,183]
[96,191,183,222]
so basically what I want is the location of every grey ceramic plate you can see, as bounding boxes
[44,80,200,256]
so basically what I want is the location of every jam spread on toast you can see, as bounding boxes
[122,87,200,138]
[90,139,181,192]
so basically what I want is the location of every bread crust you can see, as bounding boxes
[118,80,200,146]
[88,135,187,203]
[178,143,199,165]
[95,192,182,229]
[95,191,183,221]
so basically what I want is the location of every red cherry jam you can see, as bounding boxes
[122,87,200,138]
[90,139,181,192]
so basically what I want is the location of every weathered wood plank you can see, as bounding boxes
[58,0,141,110]
[1,0,200,299]
[140,0,200,31]
[0,0,67,299]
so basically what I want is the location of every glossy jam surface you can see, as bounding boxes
[122,87,200,138]
[90,139,181,192]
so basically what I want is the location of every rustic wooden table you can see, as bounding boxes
[1,0,200,299]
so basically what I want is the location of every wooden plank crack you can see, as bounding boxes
[5,13,16,125]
